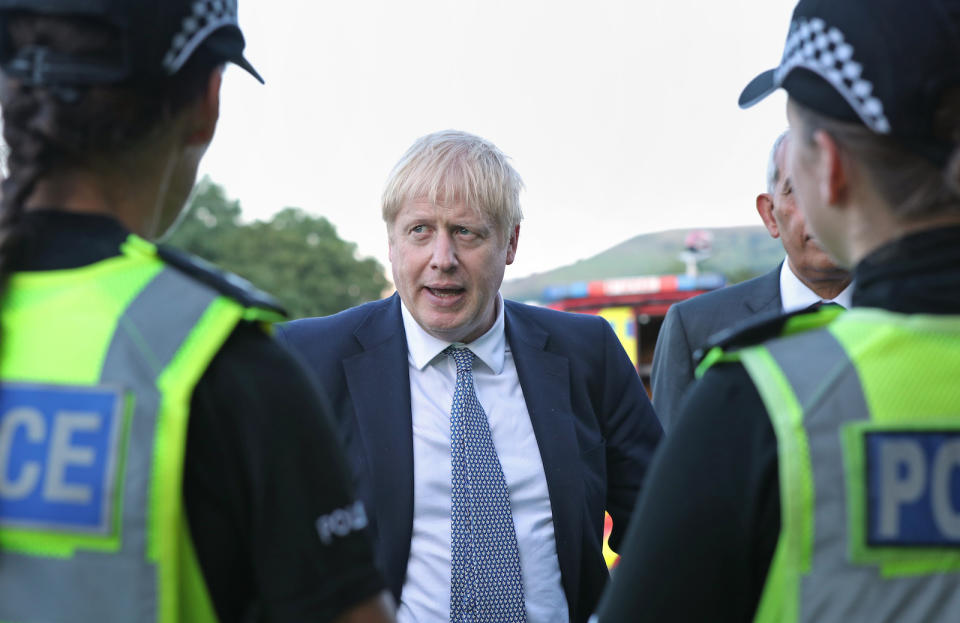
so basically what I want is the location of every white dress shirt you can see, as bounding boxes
[779,261,853,313]
[396,295,569,623]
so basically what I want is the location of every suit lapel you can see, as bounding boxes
[342,294,414,598]
[744,264,783,315]
[504,302,584,616]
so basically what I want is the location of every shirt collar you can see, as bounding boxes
[780,261,854,312]
[399,294,506,374]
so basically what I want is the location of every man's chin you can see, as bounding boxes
[417,312,471,342]
[806,263,852,280]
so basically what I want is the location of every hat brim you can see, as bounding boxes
[229,54,264,84]
[738,68,779,109]
[202,28,264,84]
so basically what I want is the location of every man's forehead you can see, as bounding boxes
[398,196,492,223]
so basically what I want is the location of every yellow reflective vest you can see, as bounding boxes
[0,235,282,623]
[702,306,960,623]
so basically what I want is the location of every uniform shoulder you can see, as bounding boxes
[694,303,843,365]
[695,308,793,362]
[156,245,286,316]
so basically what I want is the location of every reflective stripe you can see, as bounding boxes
[756,327,960,623]
[765,330,854,413]
[102,267,218,558]
[0,267,220,623]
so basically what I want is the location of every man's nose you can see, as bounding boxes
[430,232,458,271]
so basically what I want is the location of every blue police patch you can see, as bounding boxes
[866,431,960,547]
[0,383,123,534]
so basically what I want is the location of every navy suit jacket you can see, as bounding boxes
[277,294,662,622]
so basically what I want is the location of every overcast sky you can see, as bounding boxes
[199,0,797,280]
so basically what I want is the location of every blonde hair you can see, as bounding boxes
[381,130,524,237]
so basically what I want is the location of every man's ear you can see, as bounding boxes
[505,225,520,265]
[813,129,848,206]
[184,68,223,147]
[756,193,780,238]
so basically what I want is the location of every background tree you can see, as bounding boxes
[166,177,389,319]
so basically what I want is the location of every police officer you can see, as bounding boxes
[595,0,960,621]
[0,2,394,622]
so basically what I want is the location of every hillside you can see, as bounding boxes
[502,226,785,302]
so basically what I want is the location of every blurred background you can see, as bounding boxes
[171,0,799,315]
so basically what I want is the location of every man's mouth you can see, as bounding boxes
[425,286,465,298]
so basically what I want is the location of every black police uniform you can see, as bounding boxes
[595,225,960,623]
[13,210,385,622]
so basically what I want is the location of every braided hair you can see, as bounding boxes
[0,13,220,332]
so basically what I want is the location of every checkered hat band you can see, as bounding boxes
[162,0,239,75]
[775,16,892,134]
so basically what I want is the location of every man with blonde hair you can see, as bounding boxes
[280,130,662,623]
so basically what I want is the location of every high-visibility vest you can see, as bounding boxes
[0,234,283,623]
[702,306,960,623]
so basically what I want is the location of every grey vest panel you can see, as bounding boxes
[765,328,960,623]
[0,267,221,623]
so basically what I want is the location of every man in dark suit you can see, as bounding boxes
[651,131,852,431]
[277,130,661,623]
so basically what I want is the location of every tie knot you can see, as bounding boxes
[446,346,474,373]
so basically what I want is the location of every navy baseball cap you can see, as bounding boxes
[739,0,960,165]
[0,0,263,86]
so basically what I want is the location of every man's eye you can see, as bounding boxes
[458,227,472,235]
[411,225,425,234]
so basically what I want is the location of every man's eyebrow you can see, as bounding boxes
[399,211,432,222]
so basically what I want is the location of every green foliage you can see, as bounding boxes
[165,177,389,319]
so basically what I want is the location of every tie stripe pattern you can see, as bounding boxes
[447,346,526,623]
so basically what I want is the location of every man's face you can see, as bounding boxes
[758,135,847,281]
[388,197,518,344]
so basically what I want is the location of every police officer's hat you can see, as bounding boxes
[739,0,960,166]
[0,0,263,87]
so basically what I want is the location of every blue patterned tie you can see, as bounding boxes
[447,346,526,623]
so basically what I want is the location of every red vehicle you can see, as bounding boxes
[542,273,725,390]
